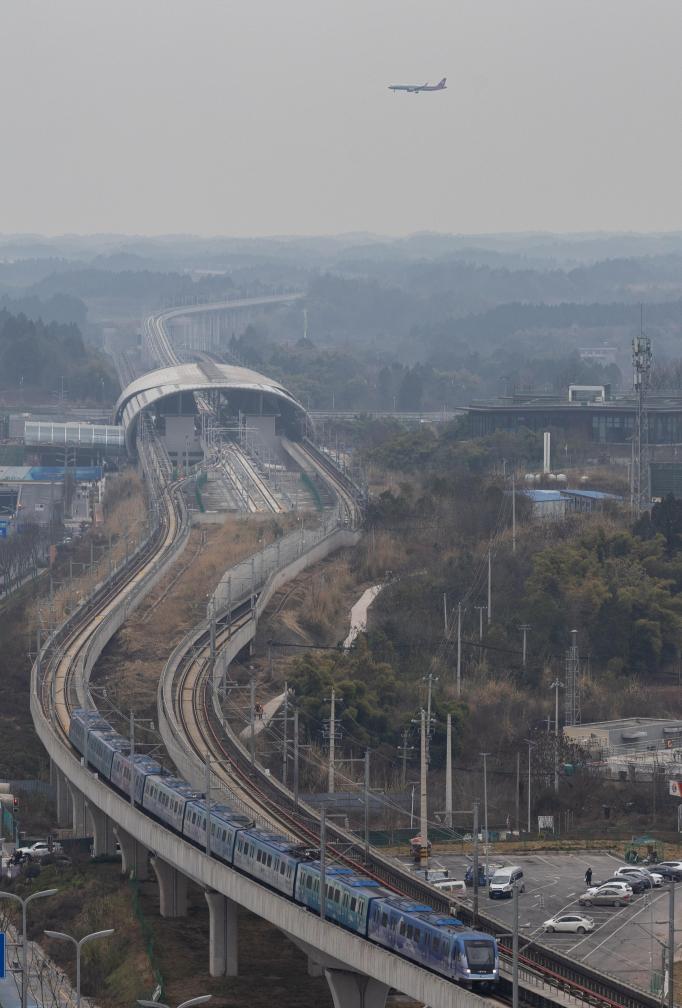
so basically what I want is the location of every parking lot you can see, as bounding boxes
[397,850,679,991]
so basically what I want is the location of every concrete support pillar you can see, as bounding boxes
[55,767,71,827]
[151,856,188,918]
[86,803,117,856]
[307,958,324,978]
[324,970,389,1008]
[204,890,238,977]
[66,781,88,837]
[113,826,149,881]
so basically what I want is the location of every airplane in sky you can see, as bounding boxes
[388,78,446,94]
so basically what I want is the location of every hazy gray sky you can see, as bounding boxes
[2,0,681,237]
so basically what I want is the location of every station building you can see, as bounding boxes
[467,388,682,448]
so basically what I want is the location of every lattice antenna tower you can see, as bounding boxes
[632,306,652,516]
[564,629,581,727]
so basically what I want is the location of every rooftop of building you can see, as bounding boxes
[468,391,682,412]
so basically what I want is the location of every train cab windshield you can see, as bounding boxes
[464,939,496,971]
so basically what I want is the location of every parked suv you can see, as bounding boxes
[14,841,62,861]
[489,866,525,899]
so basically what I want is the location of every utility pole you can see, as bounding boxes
[328,687,336,794]
[668,881,675,1008]
[475,605,486,641]
[293,709,300,807]
[282,681,288,786]
[551,679,563,793]
[419,708,428,866]
[519,624,531,668]
[512,883,520,1008]
[364,749,370,862]
[512,470,516,554]
[515,751,520,834]
[525,740,534,834]
[320,806,326,922]
[445,713,453,828]
[472,800,480,924]
[129,711,135,807]
[205,754,212,858]
[456,602,462,696]
[399,727,412,787]
[249,675,256,765]
[487,548,492,624]
[481,752,490,883]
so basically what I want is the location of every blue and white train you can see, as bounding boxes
[69,708,498,989]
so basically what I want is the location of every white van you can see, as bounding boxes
[431,879,467,898]
[489,865,525,899]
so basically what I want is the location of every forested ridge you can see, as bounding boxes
[0,308,117,401]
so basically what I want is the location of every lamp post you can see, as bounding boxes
[0,889,58,1008]
[44,928,114,1008]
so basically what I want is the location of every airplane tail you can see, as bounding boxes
[437,77,447,88]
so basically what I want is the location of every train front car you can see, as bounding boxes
[451,930,498,988]
[367,899,498,990]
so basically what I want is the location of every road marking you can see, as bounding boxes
[574,889,668,960]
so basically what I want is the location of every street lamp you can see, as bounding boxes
[0,888,58,1008]
[44,928,114,1008]
[139,999,212,1008]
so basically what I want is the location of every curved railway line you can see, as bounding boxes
[32,301,657,1008]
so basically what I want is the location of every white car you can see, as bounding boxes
[586,879,632,896]
[614,866,662,887]
[14,841,61,860]
[544,913,595,934]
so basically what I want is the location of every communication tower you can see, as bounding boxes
[632,308,652,516]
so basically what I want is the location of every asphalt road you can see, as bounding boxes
[397,850,679,994]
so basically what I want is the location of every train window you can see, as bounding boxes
[306,876,312,888]
[414,929,420,943]
[381,913,388,927]
[406,926,413,940]
[280,862,286,875]
[267,854,272,867]
[399,922,406,936]
[256,850,262,862]
[334,890,340,903]
[350,898,356,911]
[432,937,439,954]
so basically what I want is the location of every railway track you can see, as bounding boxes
[35,423,659,1008]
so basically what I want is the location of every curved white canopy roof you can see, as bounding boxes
[114,363,306,453]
